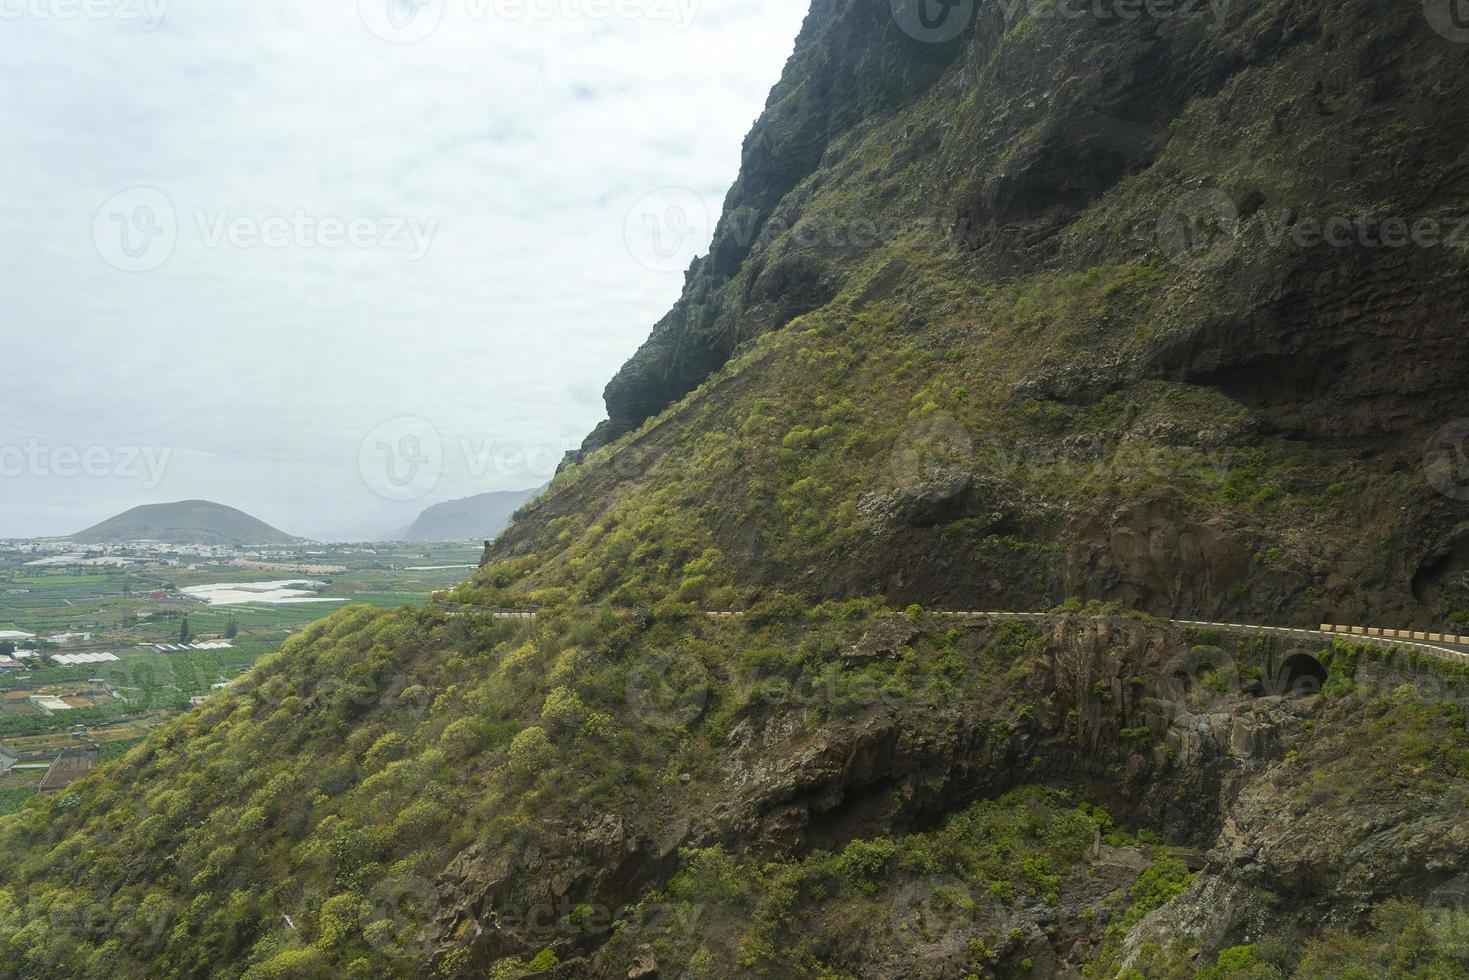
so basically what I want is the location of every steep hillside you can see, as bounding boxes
[4,1,1469,978]
[72,500,298,547]
[388,488,543,544]
[523,0,1469,630]
[3,606,1467,978]
[580,0,968,454]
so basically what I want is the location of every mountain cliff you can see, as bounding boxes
[522,0,1469,630]
[4,1,1469,977]
[386,488,543,543]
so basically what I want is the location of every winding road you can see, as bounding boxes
[431,598,1469,668]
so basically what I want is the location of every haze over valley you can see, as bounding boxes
[0,0,807,541]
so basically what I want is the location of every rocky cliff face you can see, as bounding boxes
[466,1,1469,969]
[586,0,1469,454]
[582,0,967,454]
[511,0,1469,628]
[395,487,543,543]
[419,616,1469,977]
[6,3,1469,978]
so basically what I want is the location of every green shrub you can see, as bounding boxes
[526,948,559,970]
[507,727,555,775]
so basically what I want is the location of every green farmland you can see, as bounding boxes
[0,541,480,811]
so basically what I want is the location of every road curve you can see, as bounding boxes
[429,597,1469,668]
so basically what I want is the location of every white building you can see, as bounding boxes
[29,695,73,713]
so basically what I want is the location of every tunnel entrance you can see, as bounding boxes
[1275,653,1327,697]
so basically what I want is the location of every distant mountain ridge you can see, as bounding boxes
[386,487,543,542]
[73,500,298,546]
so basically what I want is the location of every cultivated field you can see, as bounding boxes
[0,542,480,812]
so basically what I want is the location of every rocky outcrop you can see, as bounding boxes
[1064,496,1270,618]
[425,618,1469,976]
[841,616,921,664]
[514,0,1469,630]
[430,812,680,971]
[578,0,967,455]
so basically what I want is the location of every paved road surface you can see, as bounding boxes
[431,598,1469,668]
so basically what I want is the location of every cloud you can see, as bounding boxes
[0,0,806,538]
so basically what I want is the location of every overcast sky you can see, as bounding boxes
[0,0,806,540]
